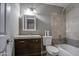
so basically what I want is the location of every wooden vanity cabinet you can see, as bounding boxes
[14,38,41,56]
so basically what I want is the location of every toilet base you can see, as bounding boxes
[46,53,58,56]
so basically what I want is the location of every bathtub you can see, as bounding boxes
[56,44,79,56]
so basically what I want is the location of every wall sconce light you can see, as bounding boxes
[24,8,37,16]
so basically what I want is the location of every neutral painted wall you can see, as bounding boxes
[6,3,20,37]
[66,4,79,47]
[19,3,65,38]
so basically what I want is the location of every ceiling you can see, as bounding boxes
[46,3,70,8]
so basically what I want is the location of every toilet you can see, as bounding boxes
[43,36,59,56]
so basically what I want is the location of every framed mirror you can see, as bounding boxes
[22,15,36,31]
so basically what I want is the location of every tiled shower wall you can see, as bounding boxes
[66,4,79,48]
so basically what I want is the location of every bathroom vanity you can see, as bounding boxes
[14,35,41,56]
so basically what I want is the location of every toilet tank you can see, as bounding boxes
[43,36,52,46]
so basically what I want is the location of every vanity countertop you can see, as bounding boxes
[14,35,42,39]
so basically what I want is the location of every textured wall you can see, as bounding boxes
[66,4,79,47]
[51,12,66,39]
[19,3,64,37]
[51,12,66,44]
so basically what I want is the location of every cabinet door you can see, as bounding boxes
[31,39,41,55]
[15,39,30,56]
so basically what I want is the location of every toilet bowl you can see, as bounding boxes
[43,36,59,56]
[46,46,59,56]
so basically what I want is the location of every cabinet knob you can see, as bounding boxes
[36,40,38,42]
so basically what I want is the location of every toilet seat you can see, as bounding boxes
[46,46,59,55]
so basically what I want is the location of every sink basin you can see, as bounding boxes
[14,35,42,39]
